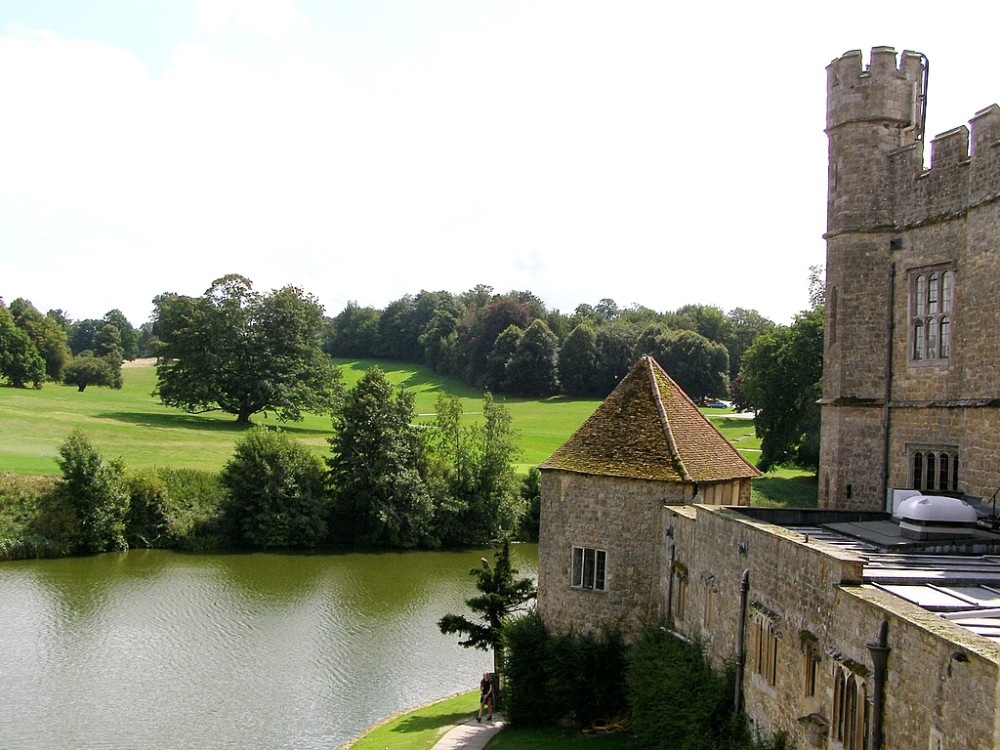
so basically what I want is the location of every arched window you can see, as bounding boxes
[940,316,950,357]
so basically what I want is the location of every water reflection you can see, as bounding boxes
[0,545,537,750]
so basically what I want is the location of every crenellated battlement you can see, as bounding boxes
[827,47,1000,233]
[891,103,1000,226]
[826,47,925,134]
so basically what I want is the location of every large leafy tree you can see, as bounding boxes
[740,306,824,471]
[438,537,537,675]
[0,303,45,388]
[103,309,140,361]
[323,300,381,358]
[640,327,729,402]
[504,319,560,397]
[726,307,776,381]
[9,298,72,381]
[153,275,341,424]
[327,365,435,548]
[558,322,600,397]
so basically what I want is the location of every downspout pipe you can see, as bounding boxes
[866,619,890,750]
[882,262,896,511]
[734,568,750,714]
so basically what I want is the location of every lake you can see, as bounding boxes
[0,544,537,749]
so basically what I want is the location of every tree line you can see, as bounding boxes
[0,297,143,392]
[324,286,778,402]
[2,271,825,473]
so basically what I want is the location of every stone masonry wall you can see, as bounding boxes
[667,505,1000,749]
[537,470,688,639]
[823,48,1000,510]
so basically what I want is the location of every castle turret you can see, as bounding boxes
[820,48,927,509]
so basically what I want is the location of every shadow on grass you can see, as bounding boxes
[96,411,330,436]
[391,709,473,734]
[751,474,819,509]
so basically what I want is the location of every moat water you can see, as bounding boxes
[0,545,537,749]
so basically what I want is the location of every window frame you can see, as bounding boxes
[570,545,607,592]
[909,265,954,365]
[909,445,960,493]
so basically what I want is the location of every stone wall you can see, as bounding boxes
[822,48,1000,509]
[537,470,688,639]
[666,505,1000,749]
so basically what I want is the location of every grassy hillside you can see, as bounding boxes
[0,359,607,477]
[0,359,812,506]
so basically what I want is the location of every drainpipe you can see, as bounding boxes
[881,262,896,511]
[665,529,675,623]
[866,619,890,750]
[734,568,750,714]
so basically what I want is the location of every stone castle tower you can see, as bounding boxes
[821,47,1000,510]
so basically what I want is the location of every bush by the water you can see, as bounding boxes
[1,448,227,560]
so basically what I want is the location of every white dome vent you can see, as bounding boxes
[896,495,978,540]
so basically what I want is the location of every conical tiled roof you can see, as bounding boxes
[540,356,760,483]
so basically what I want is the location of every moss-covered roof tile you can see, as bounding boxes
[540,355,760,483]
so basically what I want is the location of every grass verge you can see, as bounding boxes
[345,690,480,750]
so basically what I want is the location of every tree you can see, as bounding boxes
[327,366,435,547]
[438,537,537,675]
[423,393,525,546]
[93,322,124,388]
[503,319,560,397]
[154,274,342,424]
[740,306,824,471]
[483,325,522,392]
[68,318,103,356]
[726,307,776,381]
[220,428,328,548]
[0,304,45,388]
[63,355,118,391]
[558,323,600,397]
[54,429,129,553]
[9,298,71,381]
[640,327,729,402]
[323,301,381,358]
[103,309,140,360]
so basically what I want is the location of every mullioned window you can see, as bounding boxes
[909,266,954,363]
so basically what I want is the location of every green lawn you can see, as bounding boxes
[347,690,482,750]
[0,360,817,509]
[345,690,631,750]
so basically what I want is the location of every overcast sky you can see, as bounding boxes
[3,1,999,328]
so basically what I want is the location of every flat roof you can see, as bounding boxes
[779,515,1000,645]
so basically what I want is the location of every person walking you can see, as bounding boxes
[477,672,494,722]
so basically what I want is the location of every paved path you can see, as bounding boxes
[431,713,505,750]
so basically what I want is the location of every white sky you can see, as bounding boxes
[2,1,999,328]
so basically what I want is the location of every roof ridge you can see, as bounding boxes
[644,356,692,482]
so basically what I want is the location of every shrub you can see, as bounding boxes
[155,467,228,550]
[221,427,329,548]
[503,610,628,729]
[54,430,129,553]
[0,473,71,559]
